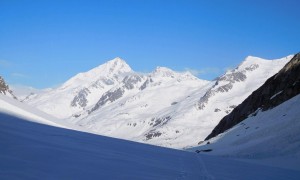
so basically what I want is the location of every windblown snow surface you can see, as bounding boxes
[190,94,300,172]
[1,104,300,179]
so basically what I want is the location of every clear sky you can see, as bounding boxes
[0,0,299,89]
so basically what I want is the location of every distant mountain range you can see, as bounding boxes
[17,54,292,148]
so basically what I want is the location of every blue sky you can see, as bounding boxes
[0,0,299,88]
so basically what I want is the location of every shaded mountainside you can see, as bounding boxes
[206,53,300,140]
[2,112,300,179]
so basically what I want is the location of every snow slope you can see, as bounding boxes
[190,94,300,171]
[1,111,299,179]
[0,94,84,131]
[24,55,292,149]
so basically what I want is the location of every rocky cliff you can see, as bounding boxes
[0,76,16,99]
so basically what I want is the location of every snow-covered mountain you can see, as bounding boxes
[206,53,300,140]
[24,55,292,148]
[139,55,292,148]
[192,53,300,170]
[26,58,134,118]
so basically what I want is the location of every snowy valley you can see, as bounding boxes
[1,53,300,179]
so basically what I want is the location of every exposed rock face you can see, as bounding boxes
[71,88,91,108]
[139,78,153,91]
[122,74,142,90]
[90,87,125,113]
[145,130,162,140]
[148,116,172,127]
[205,53,300,140]
[89,74,144,113]
[0,76,9,95]
[197,63,258,110]
[0,76,16,99]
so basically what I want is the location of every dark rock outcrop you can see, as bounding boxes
[145,130,162,140]
[139,78,153,91]
[149,116,172,127]
[0,76,17,99]
[71,88,90,108]
[89,74,143,113]
[122,74,142,90]
[0,76,9,94]
[89,87,125,114]
[205,53,300,140]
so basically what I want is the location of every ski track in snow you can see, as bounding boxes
[194,154,214,180]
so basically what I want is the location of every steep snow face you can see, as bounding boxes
[25,57,133,119]
[197,55,293,110]
[191,94,300,171]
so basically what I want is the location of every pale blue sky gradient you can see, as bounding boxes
[0,0,299,88]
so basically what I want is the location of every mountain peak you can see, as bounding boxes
[151,66,176,78]
[61,58,132,89]
[154,66,174,72]
[102,57,132,74]
[107,57,127,66]
[235,55,293,72]
[238,56,267,69]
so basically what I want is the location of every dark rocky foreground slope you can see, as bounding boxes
[206,53,300,140]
